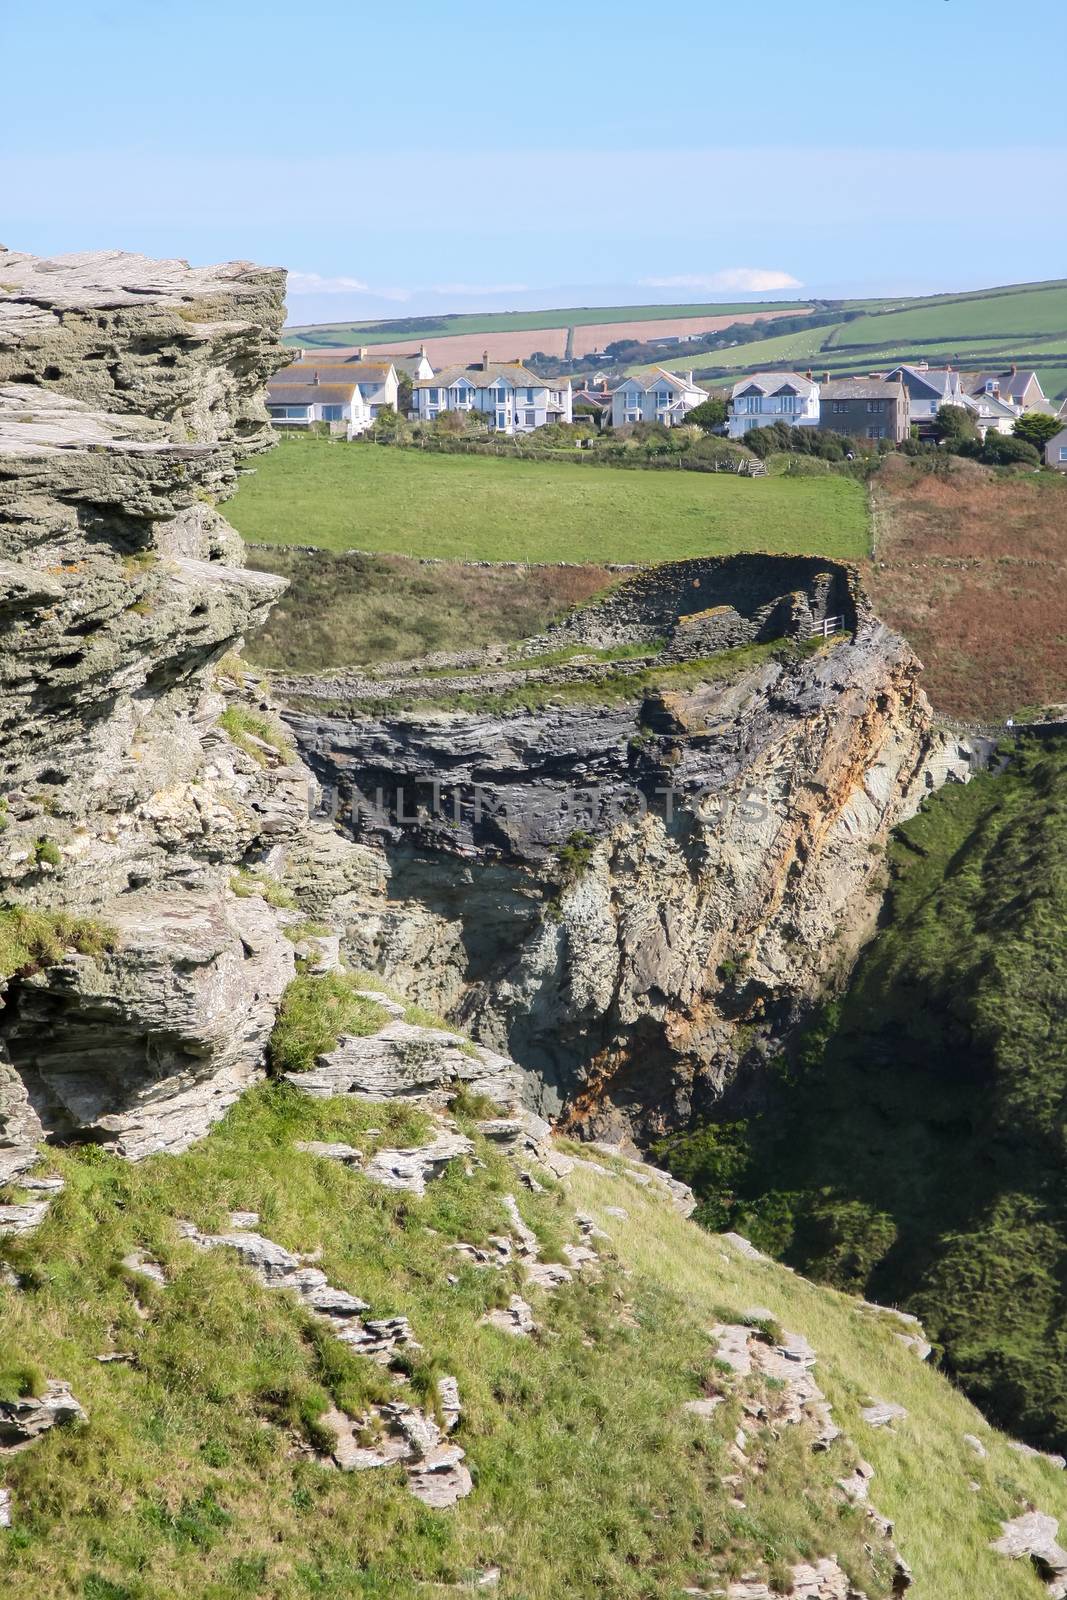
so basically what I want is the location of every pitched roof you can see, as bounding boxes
[730,370,817,398]
[413,361,549,390]
[267,383,358,405]
[887,365,961,398]
[963,391,1018,419]
[613,367,708,396]
[821,377,905,401]
[271,360,393,385]
[963,368,1043,402]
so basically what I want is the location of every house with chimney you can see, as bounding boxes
[818,376,909,443]
[267,356,402,435]
[412,355,573,434]
[883,364,966,436]
[962,365,1048,415]
[727,371,820,438]
[610,368,709,428]
[286,345,434,383]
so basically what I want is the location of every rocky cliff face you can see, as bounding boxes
[282,571,983,1144]
[0,249,311,1172]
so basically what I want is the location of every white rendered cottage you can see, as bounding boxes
[266,357,400,436]
[413,356,572,434]
[728,371,820,438]
[610,368,709,427]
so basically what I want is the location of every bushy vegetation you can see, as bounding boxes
[657,737,1067,1452]
[229,436,869,563]
[229,869,296,910]
[0,905,117,979]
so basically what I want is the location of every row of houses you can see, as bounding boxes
[266,347,1061,453]
[726,363,1055,443]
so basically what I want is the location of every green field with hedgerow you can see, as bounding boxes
[228,436,869,564]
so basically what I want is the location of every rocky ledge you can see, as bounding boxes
[0,250,321,1171]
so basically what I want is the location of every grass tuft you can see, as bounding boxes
[269,973,390,1074]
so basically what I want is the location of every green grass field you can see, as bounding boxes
[228,438,869,563]
[826,282,1067,346]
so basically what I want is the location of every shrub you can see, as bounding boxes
[684,397,728,432]
[33,837,62,867]
[980,432,1041,467]
[269,973,389,1074]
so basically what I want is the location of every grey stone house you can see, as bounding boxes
[818,377,909,444]
[1045,425,1067,470]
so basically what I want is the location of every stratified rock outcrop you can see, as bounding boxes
[0,249,306,1169]
[281,560,984,1141]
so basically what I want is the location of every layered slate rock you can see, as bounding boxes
[0,250,320,1164]
[280,556,986,1141]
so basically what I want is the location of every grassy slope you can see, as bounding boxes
[570,1160,1067,1600]
[242,548,616,671]
[283,301,805,346]
[657,737,1067,1455]
[640,280,1067,400]
[866,458,1067,719]
[227,438,869,564]
[0,1079,1061,1599]
[827,283,1067,346]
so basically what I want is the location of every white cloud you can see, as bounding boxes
[286,270,410,301]
[429,282,529,297]
[641,268,803,294]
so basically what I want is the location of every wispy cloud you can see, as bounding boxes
[286,270,410,301]
[429,282,529,297]
[641,268,802,293]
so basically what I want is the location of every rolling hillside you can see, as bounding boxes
[631,279,1067,400]
[285,278,1067,400]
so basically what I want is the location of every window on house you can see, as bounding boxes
[494,388,508,405]
[427,388,439,404]
[833,400,846,414]
[1060,447,1067,462]
[525,388,535,403]
[321,405,344,421]
[524,409,536,426]
[745,396,761,412]
[496,411,507,430]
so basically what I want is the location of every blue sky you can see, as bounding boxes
[4,0,1065,324]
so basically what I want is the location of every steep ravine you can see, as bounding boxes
[281,567,985,1144]
[1,250,1064,1600]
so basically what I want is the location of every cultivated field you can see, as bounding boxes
[287,309,812,369]
[867,456,1067,719]
[629,278,1067,401]
[285,298,808,347]
[227,436,869,564]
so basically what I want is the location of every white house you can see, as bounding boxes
[884,364,966,433]
[287,344,435,382]
[413,357,572,434]
[1045,425,1067,471]
[728,371,820,438]
[610,368,709,428]
[962,389,1019,437]
[267,359,400,436]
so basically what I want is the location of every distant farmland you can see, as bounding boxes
[285,307,813,367]
[640,278,1067,400]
